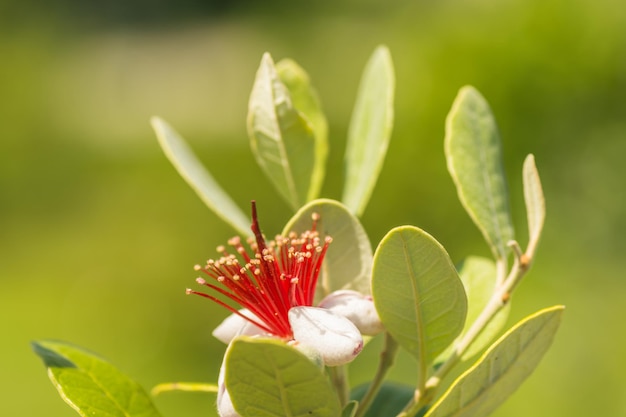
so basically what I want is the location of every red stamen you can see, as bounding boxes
[188,202,331,339]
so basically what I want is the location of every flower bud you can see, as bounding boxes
[288,306,363,366]
[318,290,384,336]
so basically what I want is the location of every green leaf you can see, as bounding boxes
[32,340,162,417]
[425,305,565,417]
[342,401,359,417]
[350,382,414,417]
[372,226,467,368]
[444,86,514,260]
[151,117,250,236]
[248,53,318,211]
[276,58,328,202]
[342,45,395,217]
[437,257,510,363]
[523,154,545,251]
[225,337,341,417]
[282,199,373,301]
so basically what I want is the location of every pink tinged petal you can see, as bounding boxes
[318,290,384,336]
[212,310,266,344]
[288,306,364,366]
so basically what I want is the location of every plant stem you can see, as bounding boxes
[354,333,399,417]
[330,364,350,407]
[396,239,534,417]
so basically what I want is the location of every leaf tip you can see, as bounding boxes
[31,340,77,369]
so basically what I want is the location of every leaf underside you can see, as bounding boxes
[444,86,514,260]
[342,45,395,217]
[425,305,564,417]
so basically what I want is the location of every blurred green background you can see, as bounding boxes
[2,0,625,415]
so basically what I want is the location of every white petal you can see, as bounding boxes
[217,360,241,417]
[212,310,266,344]
[288,306,363,366]
[318,290,384,336]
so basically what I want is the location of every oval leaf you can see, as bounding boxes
[32,340,162,417]
[342,45,395,217]
[225,337,341,417]
[425,305,565,417]
[523,154,545,252]
[247,53,317,211]
[444,86,514,260]
[437,256,510,363]
[276,58,328,202]
[151,117,250,236]
[282,199,373,301]
[372,226,467,367]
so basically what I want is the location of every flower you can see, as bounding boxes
[187,202,382,417]
[187,202,381,366]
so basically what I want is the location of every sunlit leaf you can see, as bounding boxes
[276,58,328,202]
[32,340,162,417]
[437,257,510,363]
[248,53,318,210]
[283,199,373,302]
[225,337,341,417]
[523,154,545,251]
[425,305,564,417]
[151,117,250,236]
[342,45,395,217]
[444,86,514,260]
[372,226,467,367]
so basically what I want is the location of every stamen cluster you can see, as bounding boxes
[187,205,331,340]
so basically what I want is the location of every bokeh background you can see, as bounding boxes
[2,0,625,415]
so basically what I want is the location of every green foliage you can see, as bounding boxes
[522,154,546,253]
[283,198,373,300]
[445,86,515,261]
[437,256,510,362]
[342,45,395,216]
[151,117,251,236]
[225,337,342,417]
[34,46,562,417]
[425,306,564,417]
[32,340,162,417]
[342,401,359,417]
[351,383,414,417]
[371,226,467,369]
[247,53,321,210]
[276,58,329,201]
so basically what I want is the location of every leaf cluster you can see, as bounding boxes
[33,46,562,417]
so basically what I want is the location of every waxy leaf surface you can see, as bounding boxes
[372,226,467,367]
[283,199,373,301]
[523,154,545,250]
[32,340,162,417]
[151,117,250,236]
[248,53,318,211]
[225,337,341,417]
[445,86,514,260]
[342,45,395,216]
[425,305,564,417]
